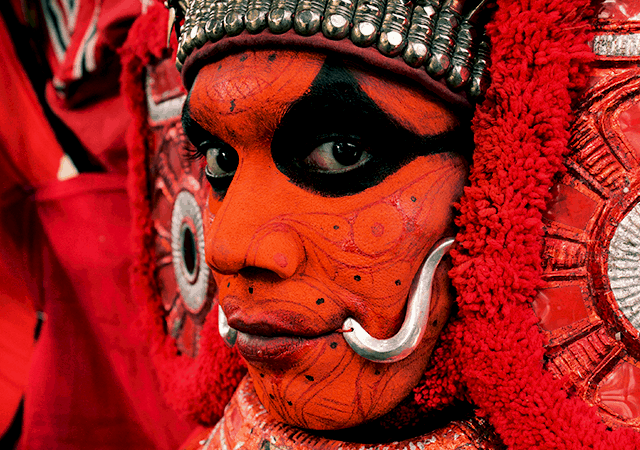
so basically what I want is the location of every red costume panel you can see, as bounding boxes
[0,1,192,448]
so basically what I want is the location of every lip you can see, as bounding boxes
[235,332,330,365]
[224,301,343,337]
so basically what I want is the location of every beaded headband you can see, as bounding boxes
[168,0,491,100]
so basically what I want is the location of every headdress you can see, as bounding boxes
[167,0,491,106]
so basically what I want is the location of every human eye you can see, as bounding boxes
[272,131,385,197]
[304,138,371,173]
[199,143,238,196]
[204,144,239,178]
[181,104,238,197]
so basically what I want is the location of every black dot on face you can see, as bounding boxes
[333,225,339,230]
[330,342,337,349]
[316,298,324,305]
[411,196,417,202]
[395,279,401,286]
[230,99,236,112]
[354,275,361,281]
[260,373,265,378]
[268,53,277,61]
[227,282,231,288]
[287,401,293,406]
[432,319,438,327]
[375,369,380,375]
[240,54,248,62]
[249,287,254,294]
[305,375,314,381]
[269,394,275,399]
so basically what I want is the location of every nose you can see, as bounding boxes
[205,180,306,279]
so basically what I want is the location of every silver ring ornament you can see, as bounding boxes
[342,237,454,363]
[218,303,238,347]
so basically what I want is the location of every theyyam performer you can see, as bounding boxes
[121,0,640,448]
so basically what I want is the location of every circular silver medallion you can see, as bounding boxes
[171,190,210,313]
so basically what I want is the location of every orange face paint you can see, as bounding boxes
[351,65,460,137]
[187,50,469,430]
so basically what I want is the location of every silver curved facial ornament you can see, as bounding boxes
[342,237,454,363]
[218,304,237,347]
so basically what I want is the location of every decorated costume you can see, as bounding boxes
[121,0,640,448]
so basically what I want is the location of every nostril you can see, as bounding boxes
[238,267,283,281]
[206,216,306,278]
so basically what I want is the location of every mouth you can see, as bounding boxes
[235,333,318,364]
[218,306,343,364]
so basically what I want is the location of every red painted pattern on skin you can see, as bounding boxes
[352,67,460,137]
[190,50,468,430]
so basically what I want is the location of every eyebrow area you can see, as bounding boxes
[181,58,472,196]
[269,59,472,196]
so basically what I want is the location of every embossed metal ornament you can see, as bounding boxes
[146,60,216,357]
[246,0,272,33]
[225,0,250,35]
[350,0,385,47]
[267,0,297,33]
[446,0,487,89]
[377,0,411,56]
[294,0,327,35]
[171,0,491,99]
[608,204,640,332]
[206,1,227,41]
[535,60,640,429]
[426,0,462,77]
[468,40,489,99]
[403,1,440,67]
[322,0,356,40]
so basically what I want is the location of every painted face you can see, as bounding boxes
[184,50,470,430]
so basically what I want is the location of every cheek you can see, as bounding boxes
[303,155,467,337]
[207,187,226,217]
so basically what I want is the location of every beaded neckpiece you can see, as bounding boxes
[167,0,491,100]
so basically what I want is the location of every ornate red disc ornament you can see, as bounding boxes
[147,58,213,358]
[534,1,640,429]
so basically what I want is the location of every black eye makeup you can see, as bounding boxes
[182,102,238,196]
[270,61,472,197]
[181,59,473,199]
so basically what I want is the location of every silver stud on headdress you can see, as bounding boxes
[170,0,491,99]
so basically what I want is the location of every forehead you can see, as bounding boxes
[187,50,459,138]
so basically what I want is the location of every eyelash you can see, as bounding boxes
[181,136,235,196]
[182,141,206,162]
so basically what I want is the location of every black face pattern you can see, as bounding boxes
[182,57,473,198]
